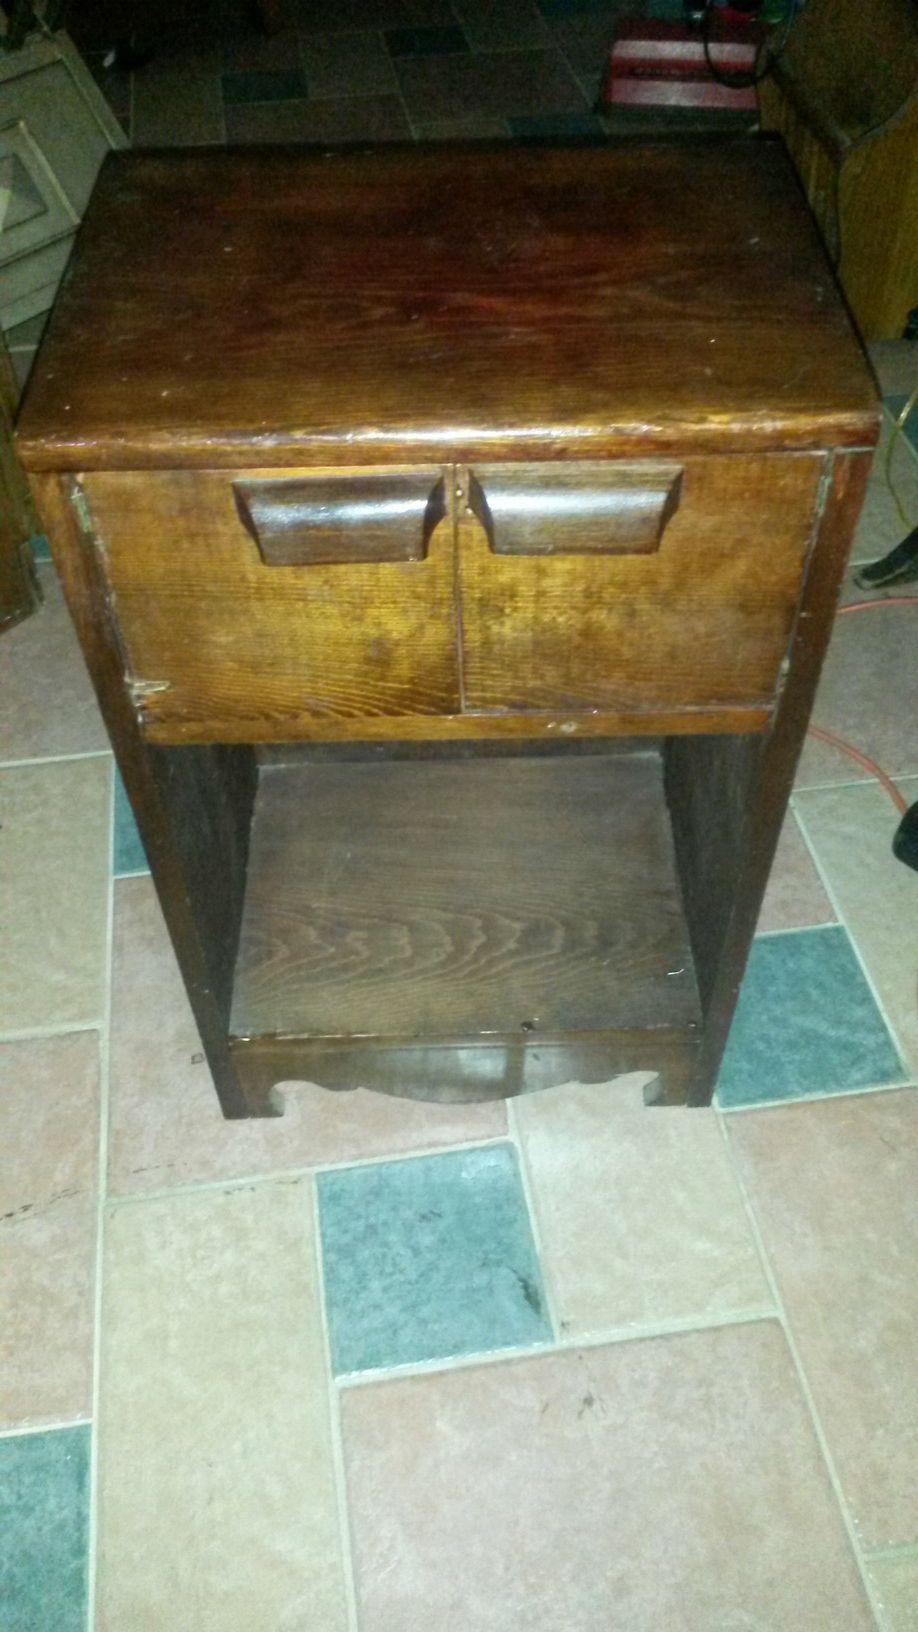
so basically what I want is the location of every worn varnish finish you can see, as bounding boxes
[17,143,876,471]
[665,450,873,1104]
[231,754,700,1038]
[458,454,823,717]
[77,454,820,739]
[466,462,684,556]
[231,469,449,566]
[79,467,460,735]
[17,142,878,1116]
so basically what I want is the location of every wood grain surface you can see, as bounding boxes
[78,454,819,741]
[80,466,460,735]
[232,469,448,565]
[230,1029,699,1107]
[20,143,878,1115]
[230,751,701,1044]
[666,450,874,1103]
[458,453,823,714]
[467,462,683,556]
[16,142,877,472]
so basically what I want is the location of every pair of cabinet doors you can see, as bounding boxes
[72,451,824,744]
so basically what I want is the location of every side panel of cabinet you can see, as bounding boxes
[664,451,873,1103]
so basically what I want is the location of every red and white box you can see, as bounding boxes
[600,17,762,113]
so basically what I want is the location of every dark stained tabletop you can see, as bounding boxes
[17,139,878,470]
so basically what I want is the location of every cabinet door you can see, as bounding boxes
[79,466,458,742]
[456,454,824,720]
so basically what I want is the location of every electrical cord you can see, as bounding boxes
[884,383,918,531]
[700,0,797,90]
[806,725,908,814]
[838,597,918,616]
[805,596,918,814]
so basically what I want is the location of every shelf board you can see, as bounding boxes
[229,750,701,1052]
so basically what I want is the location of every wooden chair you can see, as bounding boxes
[759,0,918,340]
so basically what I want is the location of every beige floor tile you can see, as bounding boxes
[796,587,918,789]
[513,1076,770,1337]
[794,778,918,1074]
[867,1553,918,1632]
[109,876,505,1195]
[849,412,918,564]
[340,1321,872,1631]
[727,1090,918,1549]
[868,341,918,398]
[0,1033,98,1426]
[96,1180,348,1632]
[0,757,111,1033]
[757,809,836,933]
[0,566,108,763]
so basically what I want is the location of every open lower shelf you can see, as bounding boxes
[228,748,702,1100]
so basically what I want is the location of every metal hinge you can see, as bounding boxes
[128,678,172,703]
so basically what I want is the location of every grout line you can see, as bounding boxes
[715,1109,887,1630]
[793,773,918,802]
[792,805,912,1072]
[0,1020,104,1044]
[105,1131,511,1207]
[399,86,423,141]
[304,83,418,104]
[548,21,599,103]
[795,773,918,801]
[310,1180,360,1632]
[506,1097,562,1341]
[718,1078,915,1115]
[793,771,905,795]
[367,31,418,140]
[862,1540,918,1564]
[0,1417,92,1441]
[752,921,839,940]
[85,761,115,1632]
[334,1306,779,1391]
[0,748,112,772]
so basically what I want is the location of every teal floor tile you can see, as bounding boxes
[717,925,904,1109]
[221,68,307,104]
[318,1143,552,1375]
[113,768,148,877]
[509,111,605,137]
[0,1425,90,1632]
[385,25,470,55]
[537,0,632,17]
[27,533,52,564]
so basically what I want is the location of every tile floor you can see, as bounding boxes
[3,13,918,1624]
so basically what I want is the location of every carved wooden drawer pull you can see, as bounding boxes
[232,470,448,566]
[468,463,683,556]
